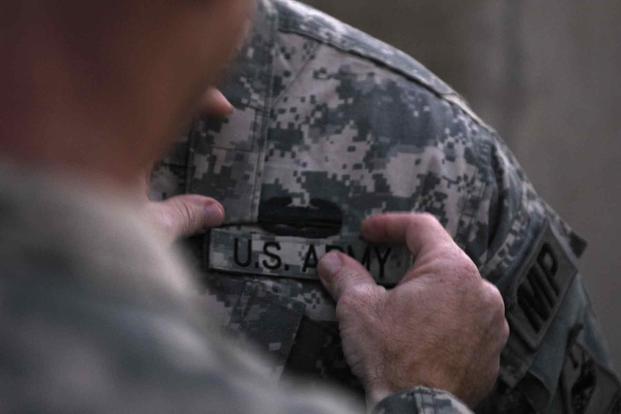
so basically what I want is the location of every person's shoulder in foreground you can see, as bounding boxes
[154,0,621,412]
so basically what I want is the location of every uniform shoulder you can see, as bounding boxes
[271,0,456,98]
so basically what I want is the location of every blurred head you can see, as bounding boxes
[0,0,253,190]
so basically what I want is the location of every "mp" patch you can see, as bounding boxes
[508,222,578,351]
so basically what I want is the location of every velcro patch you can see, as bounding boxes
[207,228,413,285]
[508,222,578,351]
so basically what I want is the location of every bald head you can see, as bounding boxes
[0,0,252,190]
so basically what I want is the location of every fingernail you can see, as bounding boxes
[319,252,343,277]
[205,203,225,226]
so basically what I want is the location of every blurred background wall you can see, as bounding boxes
[304,0,621,367]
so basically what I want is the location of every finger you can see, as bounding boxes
[149,195,225,241]
[318,251,377,301]
[199,88,234,118]
[362,213,456,258]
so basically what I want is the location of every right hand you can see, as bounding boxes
[318,213,509,407]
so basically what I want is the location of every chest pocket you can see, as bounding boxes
[226,281,306,380]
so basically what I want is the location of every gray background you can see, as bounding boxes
[304,0,621,368]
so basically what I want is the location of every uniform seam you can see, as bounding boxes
[250,14,279,222]
[431,388,439,414]
[184,129,198,194]
[276,24,499,138]
[448,108,497,251]
[271,38,321,107]
[277,18,451,95]
[271,28,495,244]
[272,2,502,258]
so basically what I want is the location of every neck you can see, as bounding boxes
[0,92,146,193]
[0,7,166,194]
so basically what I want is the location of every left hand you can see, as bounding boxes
[144,195,225,244]
[142,87,231,243]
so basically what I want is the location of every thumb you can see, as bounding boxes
[147,195,225,242]
[318,252,377,301]
[199,88,234,118]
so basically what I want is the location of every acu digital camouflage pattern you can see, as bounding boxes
[153,0,621,412]
[0,163,472,414]
[375,388,473,414]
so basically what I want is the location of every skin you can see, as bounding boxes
[0,0,252,237]
[0,0,508,408]
[318,213,509,407]
[0,0,250,194]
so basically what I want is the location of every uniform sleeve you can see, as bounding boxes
[467,127,621,413]
[374,388,473,414]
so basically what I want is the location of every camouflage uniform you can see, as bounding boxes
[152,0,621,412]
[0,164,469,413]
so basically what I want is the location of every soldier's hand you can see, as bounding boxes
[144,195,225,244]
[318,213,509,408]
[141,87,229,243]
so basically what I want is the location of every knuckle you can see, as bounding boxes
[483,284,510,342]
[457,255,480,280]
[417,212,439,226]
[408,212,439,233]
[339,284,376,311]
[178,201,194,225]
[464,254,480,273]
[481,281,505,313]
[493,293,507,318]
[501,319,511,344]
[169,199,195,234]
[436,250,479,283]
[147,203,174,234]
[339,292,364,312]
[159,214,175,235]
